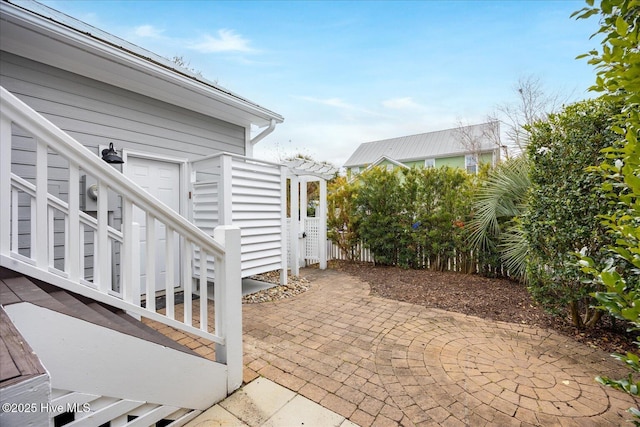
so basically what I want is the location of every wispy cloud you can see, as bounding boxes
[188,29,254,53]
[381,97,424,110]
[295,96,382,117]
[133,24,164,38]
[298,96,355,109]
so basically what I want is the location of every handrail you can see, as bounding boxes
[0,87,224,258]
[0,86,244,392]
[10,173,124,242]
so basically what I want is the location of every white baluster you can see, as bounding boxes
[121,198,133,303]
[146,212,156,312]
[48,205,54,269]
[67,163,80,281]
[0,116,11,257]
[96,180,109,292]
[182,236,193,327]
[165,225,174,320]
[35,139,47,268]
[11,189,18,254]
[199,248,208,333]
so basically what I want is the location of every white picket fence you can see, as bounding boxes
[327,240,375,263]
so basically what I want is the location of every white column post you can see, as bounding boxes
[213,225,243,394]
[219,154,233,226]
[279,165,288,286]
[289,175,299,276]
[319,178,327,270]
[299,178,308,268]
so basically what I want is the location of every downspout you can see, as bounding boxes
[246,119,276,157]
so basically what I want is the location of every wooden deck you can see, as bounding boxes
[0,306,47,389]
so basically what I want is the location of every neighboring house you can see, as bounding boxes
[0,0,286,425]
[344,122,501,177]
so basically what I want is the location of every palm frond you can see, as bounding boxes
[467,156,530,251]
[499,221,529,281]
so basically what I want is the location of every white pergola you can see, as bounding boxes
[285,158,337,276]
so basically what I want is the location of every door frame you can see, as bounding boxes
[120,149,190,294]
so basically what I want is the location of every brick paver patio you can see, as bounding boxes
[147,268,637,426]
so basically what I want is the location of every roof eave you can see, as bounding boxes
[344,148,498,168]
[0,1,283,128]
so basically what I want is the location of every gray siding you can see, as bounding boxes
[0,52,246,159]
[2,51,247,285]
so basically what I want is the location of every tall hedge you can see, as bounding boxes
[355,166,474,269]
[523,98,622,328]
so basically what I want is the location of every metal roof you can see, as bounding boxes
[344,122,499,167]
[1,0,284,128]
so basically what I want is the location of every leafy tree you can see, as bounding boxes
[573,0,640,421]
[523,98,621,328]
[327,176,361,260]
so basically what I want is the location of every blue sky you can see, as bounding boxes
[39,0,600,166]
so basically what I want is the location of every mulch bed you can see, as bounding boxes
[331,260,637,357]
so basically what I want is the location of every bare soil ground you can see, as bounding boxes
[331,260,637,357]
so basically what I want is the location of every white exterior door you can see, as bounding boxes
[126,156,181,294]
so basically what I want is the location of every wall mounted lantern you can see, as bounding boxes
[101,142,124,164]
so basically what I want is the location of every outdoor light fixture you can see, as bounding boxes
[101,143,124,164]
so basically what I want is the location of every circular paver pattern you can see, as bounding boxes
[376,315,625,425]
[239,270,636,426]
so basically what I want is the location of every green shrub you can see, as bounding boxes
[523,98,621,328]
[327,176,361,260]
[573,0,640,421]
[354,166,473,269]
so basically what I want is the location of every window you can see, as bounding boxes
[424,158,435,168]
[386,164,394,171]
[465,154,478,174]
[350,166,360,175]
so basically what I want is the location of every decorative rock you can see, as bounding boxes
[243,272,310,304]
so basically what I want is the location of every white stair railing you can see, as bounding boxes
[0,86,243,392]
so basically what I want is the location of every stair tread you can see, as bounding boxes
[122,404,180,427]
[0,280,21,306]
[67,399,145,427]
[1,267,201,358]
[115,311,201,355]
[89,302,194,353]
[48,290,120,327]
[1,276,68,312]
[0,267,20,280]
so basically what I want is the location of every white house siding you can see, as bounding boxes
[191,155,284,279]
[231,158,283,277]
[1,52,247,283]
